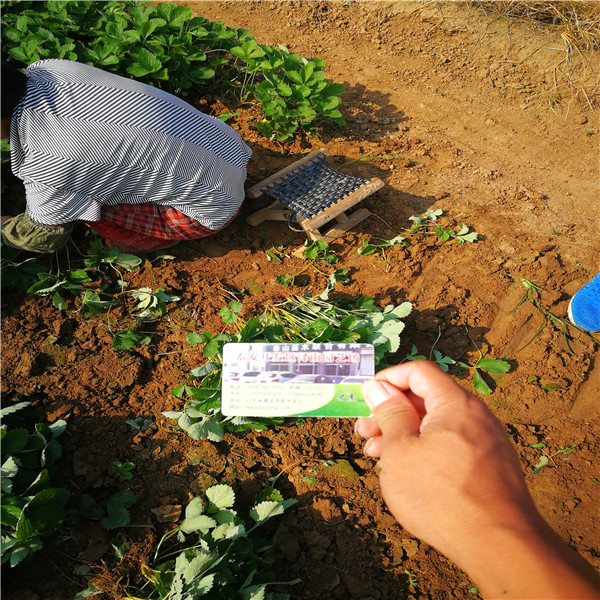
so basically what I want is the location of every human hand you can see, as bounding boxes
[355,361,600,598]
[355,361,538,559]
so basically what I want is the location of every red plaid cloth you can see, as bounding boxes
[86,203,238,251]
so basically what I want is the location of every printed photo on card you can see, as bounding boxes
[221,342,374,417]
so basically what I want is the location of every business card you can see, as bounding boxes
[221,342,374,417]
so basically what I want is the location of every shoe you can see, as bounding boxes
[568,272,600,333]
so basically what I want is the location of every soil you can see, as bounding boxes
[1,2,599,599]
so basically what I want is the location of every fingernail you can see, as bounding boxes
[363,440,373,456]
[361,379,392,411]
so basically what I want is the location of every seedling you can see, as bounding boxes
[408,208,443,232]
[27,269,93,311]
[112,329,151,351]
[79,489,137,530]
[303,239,338,264]
[358,235,407,256]
[219,300,242,324]
[79,289,119,315]
[0,248,47,290]
[406,346,456,372]
[129,287,180,318]
[83,238,142,273]
[508,278,598,351]
[165,295,413,441]
[452,328,511,395]
[125,417,154,433]
[111,460,135,480]
[319,268,349,300]
[265,245,289,263]
[275,273,295,287]
[407,210,478,243]
[531,445,577,475]
[455,355,511,395]
[78,483,297,599]
[1,402,69,567]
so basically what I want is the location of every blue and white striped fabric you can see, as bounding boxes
[10,59,252,229]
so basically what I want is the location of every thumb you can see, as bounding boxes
[362,379,421,438]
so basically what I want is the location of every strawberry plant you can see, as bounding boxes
[79,489,137,530]
[219,300,243,324]
[83,239,142,273]
[27,269,93,311]
[129,287,181,319]
[408,209,478,243]
[319,267,350,300]
[358,235,407,256]
[303,239,338,264]
[458,357,511,395]
[165,296,412,441]
[1,402,70,567]
[406,341,510,395]
[111,460,135,480]
[78,484,297,600]
[0,246,47,290]
[1,1,345,142]
[112,329,151,351]
[406,345,456,372]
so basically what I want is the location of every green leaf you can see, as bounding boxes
[101,506,130,529]
[140,17,166,40]
[239,317,262,341]
[1,429,29,455]
[8,538,43,567]
[324,82,345,96]
[180,514,217,534]
[190,362,219,379]
[388,302,412,318]
[188,573,215,595]
[531,455,549,475]
[187,66,215,82]
[112,330,151,351]
[156,3,192,25]
[127,48,162,76]
[211,522,244,540]
[299,63,314,83]
[114,254,142,271]
[107,489,136,510]
[16,488,69,540]
[542,382,563,392]
[205,484,235,511]
[102,490,136,529]
[472,369,493,395]
[249,500,284,524]
[475,358,511,374]
[241,585,267,600]
[0,400,31,420]
[184,497,205,519]
[79,495,105,521]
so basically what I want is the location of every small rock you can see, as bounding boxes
[402,538,420,558]
[151,504,182,523]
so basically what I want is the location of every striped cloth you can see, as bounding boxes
[9,59,252,230]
